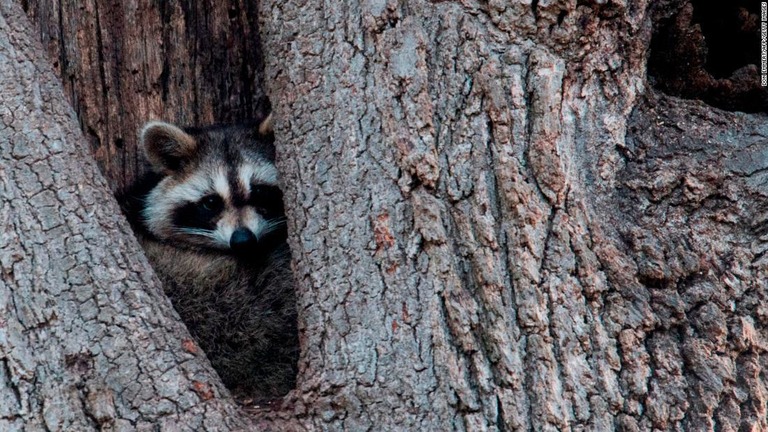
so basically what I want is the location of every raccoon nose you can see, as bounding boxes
[230,228,257,252]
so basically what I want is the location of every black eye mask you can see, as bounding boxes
[172,194,224,231]
[199,194,224,214]
[249,184,284,219]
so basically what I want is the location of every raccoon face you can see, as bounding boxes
[139,116,285,255]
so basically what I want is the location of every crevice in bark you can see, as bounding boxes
[0,358,22,420]
[531,0,539,22]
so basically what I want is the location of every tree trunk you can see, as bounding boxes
[0,1,249,429]
[20,0,266,191]
[259,0,767,430]
[3,0,767,430]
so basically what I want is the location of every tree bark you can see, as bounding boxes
[4,0,767,430]
[258,0,768,430]
[0,1,249,429]
[20,0,266,191]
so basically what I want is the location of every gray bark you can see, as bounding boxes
[259,0,768,430]
[0,1,249,429]
[2,0,766,430]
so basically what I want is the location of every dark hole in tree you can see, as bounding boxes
[695,1,759,79]
[115,114,298,407]
[648,0,767,113]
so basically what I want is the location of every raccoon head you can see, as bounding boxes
[139,114,285,255]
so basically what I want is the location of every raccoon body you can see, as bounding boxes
[119,114,297,401]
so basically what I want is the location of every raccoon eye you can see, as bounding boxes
[249,184,280,202]
[249,184,283,216]
[199,195,223,213]
[251,185,265,197]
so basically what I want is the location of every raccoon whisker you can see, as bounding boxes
[261,218,287,236]
[173,227,218,240]
[126,119,296,402]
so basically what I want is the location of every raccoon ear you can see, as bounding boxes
[257,113,273,136]
[141,121,198,173]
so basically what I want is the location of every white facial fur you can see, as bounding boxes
[143,170,212,236]
[238,163,279,195]
[143,160,280,250]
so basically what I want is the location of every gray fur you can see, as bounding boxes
[141,237,297,400]
[120,119,297,402]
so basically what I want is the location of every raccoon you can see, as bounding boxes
[119,111,297,402]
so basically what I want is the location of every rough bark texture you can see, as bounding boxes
[20,0,266,191]
[258,0,767,430]
[0,1,250,429]
[4,0,766,429]
[614,93,768,431]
